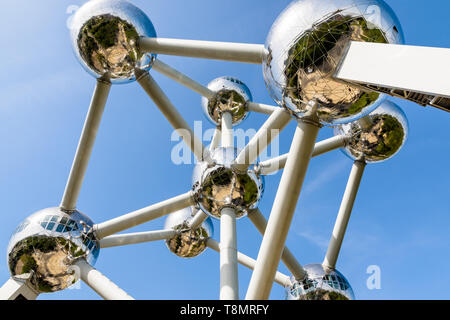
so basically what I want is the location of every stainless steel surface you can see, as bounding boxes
[335,100,408,163]
[202,77,252,126]
[7,207,99,293]
[263,0,404,125]
[164,207,213,258]
[286,263,354,300]
[192,147,264,219]
[70,0,157,84]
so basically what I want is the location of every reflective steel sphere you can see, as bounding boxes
[263,0,404,125]
[286,264,355,300]
[70,0,157,83]
[335,100,408,163]
[7,207,99,293]
[201,77,253,126]
[164,207,214,258]
[192,147,264,219]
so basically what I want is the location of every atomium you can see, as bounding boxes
[335,100,409,163]
[70,0,157,83]
[201,77,253,126]
[286,264,355,300]
[7,207,99,293]
[164,207,214,258]
[263,0,404,125]
[5,0,447,301]
[192,147,264,219]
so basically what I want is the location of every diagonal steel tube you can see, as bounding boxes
[258,135,348,175]
[99,229,177,248]
[60,79,111,210]
[247,209,306,280]
[137,71,211,163]
[206,239,291,287]
[246,102,279,115]
[94,191,194,239]
[139,37,266,64]
[220,207,239,300]
[152,59,215,99]
[246,104,320,300]
[75,259,134,300]
[323,160,366,270]
[189,210,209,230]
[233,108,291,171]
[209,127,221,152]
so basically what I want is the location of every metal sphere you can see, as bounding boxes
[263,0,404,125]
[335,100,408,163]
[201,77,253,126]
[164,207,214,258]
[7,207,99,293]
[192,147,264,219]
[70,0,157,84]
[286,264,355,300]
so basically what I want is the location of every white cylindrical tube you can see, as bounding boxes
[234,109,291,171]
[94,192,194,239]
[75,259,134,300]
[99,229,177,248]
[220,207,239,300]
[61,79,111,210]
[152,60,215,99]
[221,112,234,148]
[323,160,366,270]
[246,108,320,300]
[139,37,266,64]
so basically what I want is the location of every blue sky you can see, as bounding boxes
[0,0,449,300]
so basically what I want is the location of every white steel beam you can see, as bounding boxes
[209,127,222,152]
[189,209,209,230]
[233,108,291,171]
[139,37,266,64]
[152,59,215,99]
[0,274,39,300]
[323,160,366,270]
[258,135,347,175]
[206,239,291,287]
[246,102,279,115]
[94,191,194,239]
[335,41,450,99]
[220,207,239,300]
[246,104,320,300]
[60,79,111,210]
[99,229,177,248]
[137,71,211,163]
[221,112,234,148]
[247,209,306,280]
[75,259,134,300]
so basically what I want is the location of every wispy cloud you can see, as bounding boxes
[295,229,329,249]
[302,158,349,198]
